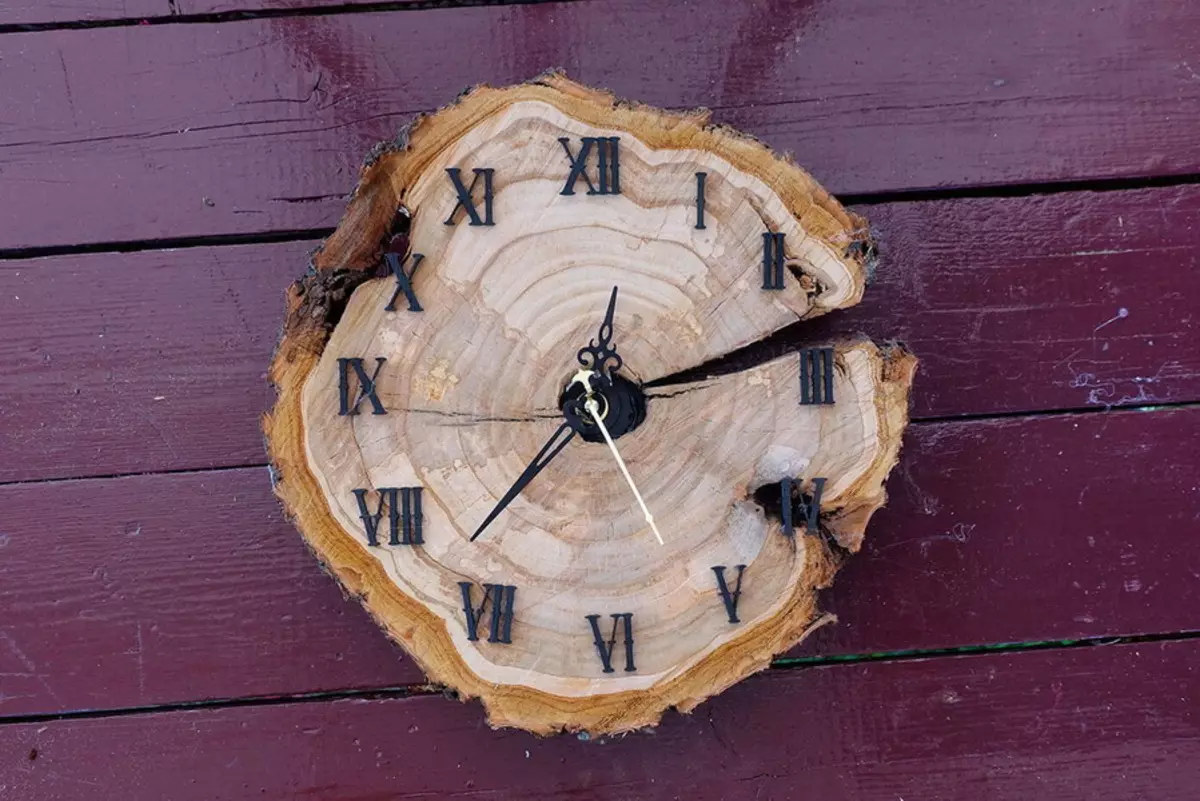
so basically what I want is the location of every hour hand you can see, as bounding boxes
[470,421,576,542]
[577,286,623,379]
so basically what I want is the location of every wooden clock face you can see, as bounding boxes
[267,75,915,735]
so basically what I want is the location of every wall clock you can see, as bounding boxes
[265,73,916,736]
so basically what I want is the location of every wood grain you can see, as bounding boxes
[3,0,1198,249]
[2,406,1196,718]
[3,639,1197,800]
[3,186,1197,485]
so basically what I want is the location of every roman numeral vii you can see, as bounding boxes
[459,582,517,644]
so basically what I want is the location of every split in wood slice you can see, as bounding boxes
[266,74,914,735]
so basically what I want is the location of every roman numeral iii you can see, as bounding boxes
[351,487,423,546]
[586,612,636,673]
[712,565,746,624]
[780,477,827,537]
[337,357,387,416]
[459,582,517,644]
[799,347,836,405]
[559,137,621,196]
[444,167,495,226]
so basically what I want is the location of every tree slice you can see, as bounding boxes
[265,74,914,735]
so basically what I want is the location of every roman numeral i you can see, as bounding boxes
[459,582,517,644]
[559,137,621,196]
[444,167,495,226]
[337,357,386,416]
[351,487,423,546]
[586,612,636,673]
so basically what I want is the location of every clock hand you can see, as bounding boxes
[583,392,664,545]
[470,421,576,542]
[577,285,623,380]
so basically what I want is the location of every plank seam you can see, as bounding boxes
[0,0,593,35]
[3,401,1197,490]
[2,629,1196,727]
[3,174,1199,263]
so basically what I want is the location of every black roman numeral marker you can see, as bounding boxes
[559,137,621,196]
[799,347,836,405]
[459,582,517,644]
[695,171,708,229]
[712,565,746,624]
[780,477,827,537]
[444,167,495,226]
[384,252,424,312]
[762,232,786,290]
[351,487,423,546]
[337,357,387,416]
[586,612,635,673]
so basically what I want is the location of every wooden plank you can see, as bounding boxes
[1,407,1196,717]
[4,187,1198,484]
[0,1,163,26]
[2,640,1197,800]
[3,0,1199,250]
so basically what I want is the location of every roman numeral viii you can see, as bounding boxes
[444,167,495,226]
[780,477,827,538]
[586,613,636,673]
[337,357,386,416]
[459,582,516,644]
[712,565,746,624]
[351,487,423,546]
[799,347,836,405]
[559,137,621,196]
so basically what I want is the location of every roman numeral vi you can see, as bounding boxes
[586,612,636,673]
[351,487,423,546]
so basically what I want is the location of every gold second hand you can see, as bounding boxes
[583,393,664,546]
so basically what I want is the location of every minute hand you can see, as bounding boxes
[470,421,576,542]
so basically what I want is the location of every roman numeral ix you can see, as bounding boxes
[351,487,423,546]
[780,477,827,538]
[559,137,621,196]
[384,252,424,312]
[712,565,746,624]
[586,612,636,673]
[444,167,495,226]
[762,231,786,290]
[337,357,387,416]
[799,347,836,405]
[459,582,516,644]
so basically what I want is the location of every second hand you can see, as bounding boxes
[583,391,664,546]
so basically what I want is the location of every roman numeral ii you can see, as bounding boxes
[459,582,517,644]
[351,487,423,545]
[338,357,387,416]
[586,613,636,673]
[559,137,621,196]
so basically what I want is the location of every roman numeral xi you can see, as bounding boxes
[351,487,423,546]
[459,582,517,644]
[560,137,621,196]
[444,167,495,226]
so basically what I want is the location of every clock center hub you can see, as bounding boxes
[559,373,647,443]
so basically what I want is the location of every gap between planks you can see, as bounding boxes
[0,400,1196,491]
[2,628,1198,727]
[3,172,1200,263]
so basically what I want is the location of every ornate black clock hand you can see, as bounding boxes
[577,285,623,380]
[470,420,577,542]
